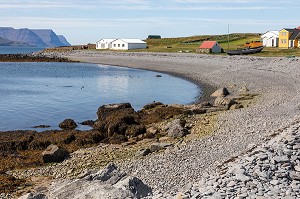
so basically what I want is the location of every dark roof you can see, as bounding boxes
[284,28,300,40]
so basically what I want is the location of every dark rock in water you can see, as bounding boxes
[142,102,164,110]
[80,120,95,126]
[211,87,230,97]
[97,103,133,121]
[32,125,51,128]
[42,144,69,163]
[155,75,162,77]
[59,119,77,130]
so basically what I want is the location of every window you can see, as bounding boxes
[114,44,116,47]
[118,44,120,47]
[281,32,287,36]
[122,44,125,47]
[281,39,287,44]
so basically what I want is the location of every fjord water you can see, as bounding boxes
[0,62,200,131]
[0,46,44,54]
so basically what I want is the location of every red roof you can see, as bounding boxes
[198,41,217,49]
[297,26,300,30]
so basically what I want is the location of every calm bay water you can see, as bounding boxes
[0,62,200,131]
[0,46,44,54]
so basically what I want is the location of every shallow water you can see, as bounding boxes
[0,62,201,131]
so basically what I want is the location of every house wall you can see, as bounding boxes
[263,37,278,47]
[128,43,147,50]
[212,44,222,53]
[96,40,115,49]
[295,39,299,48]
[279,29,290,49]
[111,40,128,50]
[196,48,211,53]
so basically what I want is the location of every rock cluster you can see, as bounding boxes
[156,122,300,198]
[19,163,152,199]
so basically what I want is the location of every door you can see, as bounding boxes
[290,40,294,48]
[272,39,274,47]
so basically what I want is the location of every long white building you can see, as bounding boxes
[96,38,147,50]
[96,39,117,49]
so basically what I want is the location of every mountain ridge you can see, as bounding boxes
[0,37,33,47]
[0,27,71,47]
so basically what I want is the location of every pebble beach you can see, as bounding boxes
[5,51,300,198]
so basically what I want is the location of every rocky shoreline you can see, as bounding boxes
[0,53,73,62]
[1,50,300,198]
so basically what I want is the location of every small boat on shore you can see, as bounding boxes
[226,46,264,56]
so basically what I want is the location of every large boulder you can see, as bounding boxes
[38,163,153,199]
[211,87,230,97]
[165,119,188,138]
[214,97,237,109]
[42,144,69,163]
[58,119,77,130]
[93,103,147,143]
[97,103,133,121]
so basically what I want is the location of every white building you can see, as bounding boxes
[111,39,147,50]
[261,31,279,47]
[96,39,117,49]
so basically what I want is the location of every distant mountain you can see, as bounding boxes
[0,27,47,47]
[31,29,67,47]
[0,27,71,47]
[0,37,33,46]
[57,35,71,46]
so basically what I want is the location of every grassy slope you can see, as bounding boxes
[122,33,300,57]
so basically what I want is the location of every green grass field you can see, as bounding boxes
[91,33,300,57]
[132,33,300,57]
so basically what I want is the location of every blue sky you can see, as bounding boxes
[0,0,299,45]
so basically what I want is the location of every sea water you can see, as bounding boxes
[0,46,44,54]
[0,62,200,131]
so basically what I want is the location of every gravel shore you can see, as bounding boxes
[22,51,300,197]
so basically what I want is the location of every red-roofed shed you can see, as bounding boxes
[196,41,223,53]
[297,26,300,30]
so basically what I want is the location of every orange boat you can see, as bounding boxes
[244,41,263,48]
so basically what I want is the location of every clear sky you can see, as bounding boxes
[0,0,299,45]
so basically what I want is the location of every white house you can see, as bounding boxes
[261,31,279,47]
[110,39,147,50]
[96,39,117,49]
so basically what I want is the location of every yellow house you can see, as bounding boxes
[279,28,300,49]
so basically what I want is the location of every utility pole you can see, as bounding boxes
[227,24,230,50]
